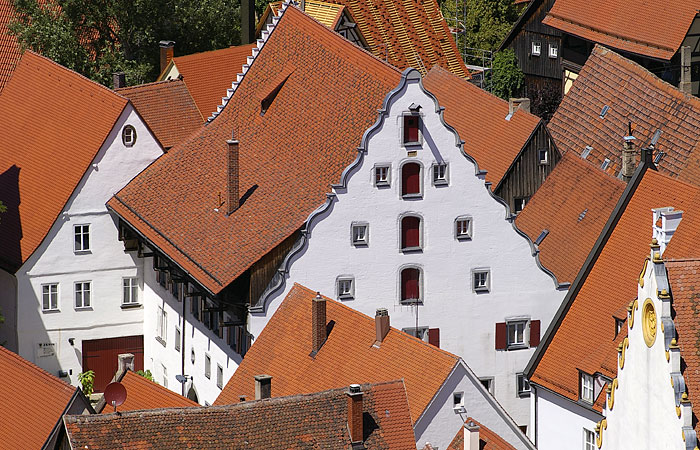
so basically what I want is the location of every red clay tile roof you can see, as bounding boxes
[215,284,459,423]
[447,418,517,450]
[542,0,698,60]
[549,46,700,181]
[0,51,127,272]
[530,170,700,406]
[168,43,256,118]
[0,0,21,92]
[0,346,79,449]
[98,370,198,413]
[116,79,203,149]
[423,65,541,187]
[66,380,416,450]
[326,0,469,77]
[515,152,626,284]
[108,7,402,295]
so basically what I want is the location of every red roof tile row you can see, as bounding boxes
[98,370,198,413]
[0,0,20,92]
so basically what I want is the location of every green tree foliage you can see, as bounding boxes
[441,0,519,54]
[78,370,95,397]
[489,48,523,100]
[136,369,154,381]
[10,0,242,87]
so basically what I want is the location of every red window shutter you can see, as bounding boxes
[402,163,420,196]
[428,328,440,348]
[402,216,421,248]
[495,322,507,350]
[404,116,419,143]
[401,268,420,301]
[530,320,541,347]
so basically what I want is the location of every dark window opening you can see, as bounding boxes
[402,163,421,197]
[401,216,421,249]
[403,115,420,144]
[400,268,421,304]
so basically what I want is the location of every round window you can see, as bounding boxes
[122,125,137,147]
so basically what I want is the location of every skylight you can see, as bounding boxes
[599,105,609,118]
[601,158,611,170]
[581,146,592,159]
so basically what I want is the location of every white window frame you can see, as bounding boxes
[583,428,595,450]
[374,164,391,187]
[455,216,473,240]
[472,268,490,292]
[122,125,137,147]
[601,158,611,170]
[548,44,558,59]
[517,373,531,396]
[401,326,429,341]
[175,327,181,352]
[507,320,528,349]
[205,354,211,379]
[351,222,369,246]
[336,276,355,300]
[514,197,528,214]
[74,281,91,309]
[479,377,494,394]
[217,364,224,389]
[73,224,90,252]
[156,306,167,344]
[122,277,139,305]
[538,148,549,165]
[162,364,168,388]
[580,372,594,403]
[42,283,59,311]
[432,162,448,186]
[452,391,465,412]
[532,41,541,56]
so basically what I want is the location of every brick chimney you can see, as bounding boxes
[508,98,531,115]
[652,207,683,255]
[241,0,255,44]
[227,137,240,214]
[463,421,480,450]
[254,374,272,400]
[347,384,363,444]
[112,72,126,89]
[375,308,390,345]
[312,292,327,354]
[159,40,175,75]
[621,135,636,182]
[680,46,692,95]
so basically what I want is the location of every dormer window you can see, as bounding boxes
[401,163,422,198]
[580,372,594,403]
[122,125,137,147]
[403,114,421,145]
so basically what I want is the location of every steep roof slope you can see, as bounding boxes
[66,381,416,449]
[530,170,700,405]
[549,46,700,180]
[169,43,255,118]
[108,6,402,295]
[327,0,469,77]
[447,418,517,450]
[116,79,203,149]
[0,0,21,92]
[515,152,626,284]
[0,346,79,449]
[215,284,459,422]
[0,51,127,272]
[542,0,698,60]
[98,370,198,413]
[423,65,541,187]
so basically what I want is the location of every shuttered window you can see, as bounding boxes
[401,216,421,249]
[403,115,420,144]
[402,163,421,196]
[428,328,440,348]
[400,268,420,304]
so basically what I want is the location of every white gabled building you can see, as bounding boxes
[250,67,567,428]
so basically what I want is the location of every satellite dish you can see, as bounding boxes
[104,381,127,412]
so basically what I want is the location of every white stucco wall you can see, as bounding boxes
[14,104,162,385]
[600,254,691,450]
[534,386,601,450]
[250,70,566,427]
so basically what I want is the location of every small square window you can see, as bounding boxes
[580,372,594,403]
[532,41,541,56]
[374,165,390,186]
[74,224,90,252]
[473,269,490,292]
[175,327,181,352]
[479,377,494,394]
[507,321,527,349]
[122,125,137,147]
[548,44,558,58]
[452,391,465,412]
[162,364,168,388]
[455,216,473,240]
[337,277,355,300]
[538,148,548,165]
[122,277,139,305]
[517,373,531,396]
[432,163,448,186]
[583,428,595,450]
[205,354,211,379]
[351,223,369,246]
[513,197,528,214]
[403,114,421,145]
[217,364,224,389]
[42,283,59,311]
[74,282,91,308]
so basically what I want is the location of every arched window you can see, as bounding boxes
[401,215,421,250]
[401,163,421,197]
[400,267,421,304]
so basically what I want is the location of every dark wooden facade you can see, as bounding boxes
[494,123,560,214]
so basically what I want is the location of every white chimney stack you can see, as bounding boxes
[652,207,683,255]
[463,421,480,450]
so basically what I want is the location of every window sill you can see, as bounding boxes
[352,242,368,247]
[338,295,354,301]
[375,181,390,188]
[42,309,60,314]
[155,336,167,347]
[506,344,528,351]
[400,299,423,306]
[433,180,449,187]
[401,246,423,254]
[73,250,92,255]
[121,303,142,309]
[403,141,422,148]
[474,287,490,293]
[518,391,532,398]
[74,306,93,311]
[401,193,422,200]
[456,234,472,241]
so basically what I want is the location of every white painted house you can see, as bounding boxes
[249,67,568,428]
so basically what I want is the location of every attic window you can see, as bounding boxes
[403,114,421,145]
[534,229,549,245]
[122,125,137,147]
[654,151,665,164]
[260,74,291,116]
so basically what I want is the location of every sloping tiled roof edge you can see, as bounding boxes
[525,157,657,379]
[493,119,546,192]
[498,0,546,50]
[43,388,94,449]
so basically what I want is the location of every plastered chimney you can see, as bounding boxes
[621,135,636,182]
[347,384,363,444]
[312,292,327,354]
[508,98,530,115]
[254,374,272,400]
[227,137,240,214]
[159,40,175,74]
[463,421,480,450]
[652,207,683,255]
[375,308,390,345]
[117,353,134,373]
[680,46,692,95]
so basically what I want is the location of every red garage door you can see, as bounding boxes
[82,335,144,392]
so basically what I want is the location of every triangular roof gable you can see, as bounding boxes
[108,5,402,295]
[0,51,128,272]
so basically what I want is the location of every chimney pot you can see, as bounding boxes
[311,293,327,354]
[347,384,363,443]
[227,138,240,214]
[254,374,272,400]
[464,421,480,450]
[159,40,175,75]
[112,71,126,89]
[117,353,135,374]
[621,135,637,182]
[375,308,390,344]
[680,46,692,95]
